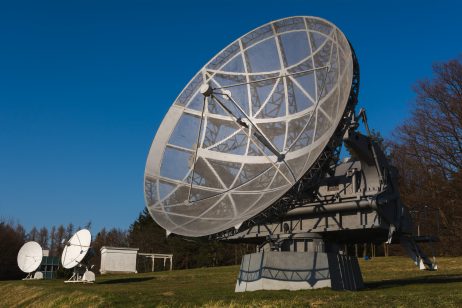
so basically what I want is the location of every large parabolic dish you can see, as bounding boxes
[145,16,355,237]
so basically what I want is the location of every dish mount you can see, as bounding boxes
[61,229,96,283]
[17,241,44,280]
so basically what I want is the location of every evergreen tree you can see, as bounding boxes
[127,208,254,270]
[0,221,26,280]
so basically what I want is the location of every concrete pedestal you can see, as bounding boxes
[235,251,363,292]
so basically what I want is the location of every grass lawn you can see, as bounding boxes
[1,256,462,307]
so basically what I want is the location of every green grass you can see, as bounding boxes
[1,256,462,307]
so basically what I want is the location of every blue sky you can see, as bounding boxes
[1,0,461,234]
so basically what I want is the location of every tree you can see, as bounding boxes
[38,227,49,249]
[91,227,129,272]
[55,225,66,256]
[390,56,462,255]
[128,208,170,254]
[127,208,255,270]
[65,223,74,241]
[28,226,38,241]
[395,58,462,176]
[0,220,26,280]
[49,226,56,256]
[84,221,92,230]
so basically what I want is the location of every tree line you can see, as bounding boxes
[0,209,254,280]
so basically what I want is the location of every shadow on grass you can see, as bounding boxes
[98,277,154,284]
[366,274,462,289]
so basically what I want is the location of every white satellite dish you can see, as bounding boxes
[144,16,353,237]
[61,229,95,283]
[17,241,43,280]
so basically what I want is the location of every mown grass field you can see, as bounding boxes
[1,256,462,307]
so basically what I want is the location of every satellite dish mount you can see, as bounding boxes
[17,241,44,280]
[61,229,96,283]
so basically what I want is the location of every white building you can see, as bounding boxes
[100,246,139,274]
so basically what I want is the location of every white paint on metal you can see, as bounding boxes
[61,229,91,269]
[17,241,43,274]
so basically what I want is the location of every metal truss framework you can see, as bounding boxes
[145,16,356,237]
[212,46,360,240]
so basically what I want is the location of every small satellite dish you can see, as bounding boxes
[61,229,91,269]
[144,16,353,237]
[61,229,95,283]
[17,241,43,280]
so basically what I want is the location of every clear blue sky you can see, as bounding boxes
[1,0,461,234]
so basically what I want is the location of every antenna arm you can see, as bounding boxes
[343,126,385,191]
[210,93,286,162]
[357,108,385,187]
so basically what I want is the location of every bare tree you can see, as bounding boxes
[55,225,66,255]
[49,226,56,255]
[65,223,74,241]
[91,228,129,272]
[28,226,38,241]
[84,221,92,230]
[37,227,49,249]
[396,57,462,174]
[391,56,462,255]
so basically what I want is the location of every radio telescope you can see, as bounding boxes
[144,16,438,291]
[61,229,96,283]
[145,16,352,237]
[17,241,43,280]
